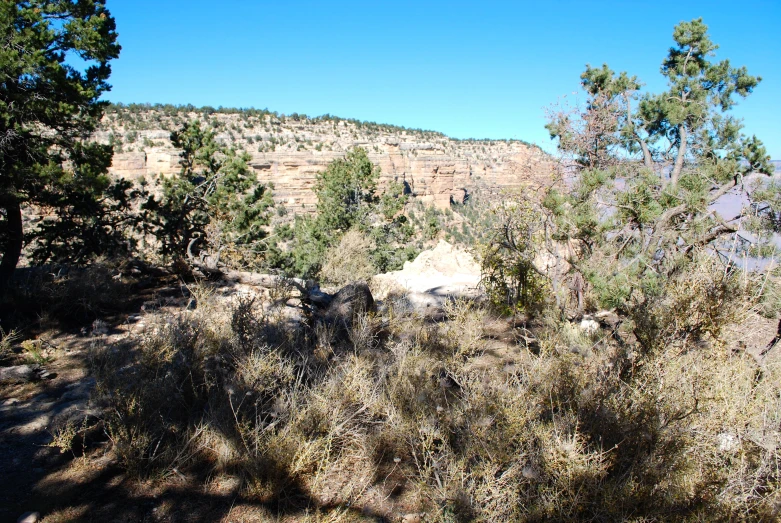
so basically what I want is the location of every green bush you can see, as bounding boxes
[139,121,274,266]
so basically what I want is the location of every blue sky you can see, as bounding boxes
[105,0,781,158]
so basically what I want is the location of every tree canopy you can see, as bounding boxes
[140,120,274,268]
[0,0,121,289]
[489,19,775,325]
[313,147,380,232]
[265,147,417,279]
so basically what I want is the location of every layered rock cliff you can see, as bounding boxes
[98,105,555,210]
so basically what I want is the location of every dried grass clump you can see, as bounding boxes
[442,297,486,358]
[321,228,376,285]
[0,328,20,361]
[91,264,781,520]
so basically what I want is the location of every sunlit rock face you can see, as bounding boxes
[97,109,555,211]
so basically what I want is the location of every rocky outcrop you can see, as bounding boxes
[99,109,555,211]
[372,240,482,311]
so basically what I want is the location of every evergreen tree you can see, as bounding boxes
[141,121,273,266]
[313,147,379,232]
[550,19,772,313]
[275,148,417,279]
[0,1,121,289]
[491,19,775,323]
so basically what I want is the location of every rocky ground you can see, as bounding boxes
[0,278,203,522]
[372,240,482,306]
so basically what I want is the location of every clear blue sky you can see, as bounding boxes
[105,0,781,158]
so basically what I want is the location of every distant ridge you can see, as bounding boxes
[97,103,554,211]
[105,103,537,147]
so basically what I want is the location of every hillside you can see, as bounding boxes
[96,104,555,211]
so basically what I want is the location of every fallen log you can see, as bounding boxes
[220,270,334,308]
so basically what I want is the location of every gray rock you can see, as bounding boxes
[324,282,375,326]
[0,365,35,383]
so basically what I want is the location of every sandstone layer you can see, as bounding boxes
[98,106,555,211]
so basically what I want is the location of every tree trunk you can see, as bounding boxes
[638,138,653,170]
[0,196,23,292]
[670,124,687,186]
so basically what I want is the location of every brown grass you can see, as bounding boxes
[85,262,781,520]
[321,228,377,286]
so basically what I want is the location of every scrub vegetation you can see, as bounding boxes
[1,5,780,521]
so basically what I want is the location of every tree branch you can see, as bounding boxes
[685,223,737,254]
[708,176,739,205]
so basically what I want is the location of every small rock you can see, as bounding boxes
[92,319,109,335]
[579,317,599,334]
[402,514,423,523]
[718,432,739,453]
[0,365,36,383]
[17,512,40,523]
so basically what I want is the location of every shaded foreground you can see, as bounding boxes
[1,260,779,522]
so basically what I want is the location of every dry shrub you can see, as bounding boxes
[0,328,20,361]
[92,292,297,479]
[583,250,762,344]
[320,228,376,285]
[91,263,781,520]
[648,255,754,346]
[6,261,131,327]
[442,297,486,358]
[348,312,380,352]
[756,270,781,318]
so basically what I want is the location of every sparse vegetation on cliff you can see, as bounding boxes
[99,102,540,162]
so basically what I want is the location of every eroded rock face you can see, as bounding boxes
[99,110,554,211]
[372,240,482,312]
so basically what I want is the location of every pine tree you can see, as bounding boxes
[492,19,775,323]
[140,121,274,267]
[0,1,121,289]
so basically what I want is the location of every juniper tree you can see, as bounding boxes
[140,121,274,267]
[490,19,775,324]
[313,147,379,232]
[273,148,416,278]
[0,0,121,289]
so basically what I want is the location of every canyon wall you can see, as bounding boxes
[101,108,555,211]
